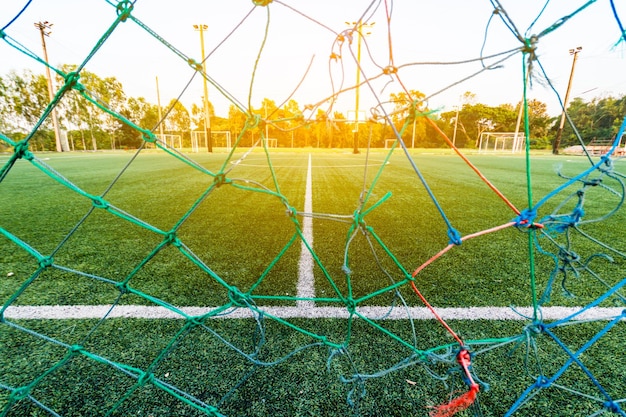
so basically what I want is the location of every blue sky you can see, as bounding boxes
[1,0,625,119]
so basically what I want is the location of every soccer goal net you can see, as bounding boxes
[156,134,182,150]
[478,132,526,153]
[384,138,397,149]
[191,131,232,152]
[264,137,278,148]
[2,2,626,417]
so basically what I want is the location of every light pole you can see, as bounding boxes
[346,21,374,154]
[452,106,459,147]
[193,24,212,152]
[553,46,582,155]
[35,21,67,152]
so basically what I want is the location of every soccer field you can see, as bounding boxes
[1,149,625,416]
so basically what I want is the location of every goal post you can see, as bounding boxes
[478,132,526,154]
[384,138,397,149]
[191,131,232,152]
[156,134,182,149]
[264,138,278,148]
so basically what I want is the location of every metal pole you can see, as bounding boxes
[194,24,212,152]
[155,76,164,147]
[553,46,582,155]
[353,22,362,154]
[346,21,374,154]
[452,106,459,147]
[35,21,66,152]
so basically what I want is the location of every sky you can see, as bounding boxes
[1,0,625,121]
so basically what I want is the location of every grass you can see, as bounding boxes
[1,148,625,416]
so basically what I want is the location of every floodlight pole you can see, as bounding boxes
[35,21,66,152]
[347,21,374,154]
[552,46,582,155]
[452,106,459,147]
[155,76,165,142]
[194,24,212,152]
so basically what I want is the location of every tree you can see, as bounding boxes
[164,99,191,145]
[4,70,54,150]
[389,90,430,147]
[190,101,215,132]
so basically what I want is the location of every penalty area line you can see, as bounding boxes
[4,305,624,321]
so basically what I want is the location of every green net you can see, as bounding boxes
[1,1,626,416]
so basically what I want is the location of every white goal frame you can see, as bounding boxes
[191,131,232,152]
[478,132,526,154]
[264,138,278,148]
[384,138,397,149]
[156,134,182,149]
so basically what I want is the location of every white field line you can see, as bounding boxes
[296,153,315,309]
[3,305,624,321]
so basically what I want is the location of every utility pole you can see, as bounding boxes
[193,24,212,152]
[35,21,67,152]
[553,46,582,155]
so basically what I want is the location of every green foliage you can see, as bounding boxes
[557,95,626,147]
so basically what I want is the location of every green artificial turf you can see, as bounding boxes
[1,148,625,416]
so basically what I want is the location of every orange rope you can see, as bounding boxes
[424,117,521,215]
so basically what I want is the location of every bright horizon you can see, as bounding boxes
[1,0,625,120]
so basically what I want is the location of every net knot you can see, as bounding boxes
[92,196,109,209]
[142,131,157,143]
[447,228,462,246]
[228,286,250,307]
[534,375,550,388]
[187,58,203,72]
[213,173,227,187]
[64,71,82,91]
[345,298,357,315]
[9,386,30,402]
[285,206,297,218]
[69,344,84,354]
[246,114,261,129]
[38,257,54,269]
[0,30,5,39]
[116,282,130,294]
[383,66,397,75]
[252,0,273,5]
[522,35,538,56]
[116,0,134,22]
[604,401,621,413]
[14,141,33,160]
[514,208,536,228]
[138,371,154,386]
[165,232,181,247]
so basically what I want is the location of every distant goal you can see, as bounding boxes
[191,131,232,152]
[478,132,526,153]
[156,134,182,149]
[384,138,397,149]
[264,138,278,148]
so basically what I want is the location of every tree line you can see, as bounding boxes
[1,67,624,152]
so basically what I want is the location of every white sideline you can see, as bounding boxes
[296,153,315,308]
[3,305,624,321]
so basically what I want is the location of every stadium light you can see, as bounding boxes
[552,46,582,155]
[193,24,212,152]
[34,21,67,152]
[346,21,375,154]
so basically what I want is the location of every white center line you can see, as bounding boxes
[296,153,315,308]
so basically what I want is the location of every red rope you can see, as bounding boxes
[430,350,480,417]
